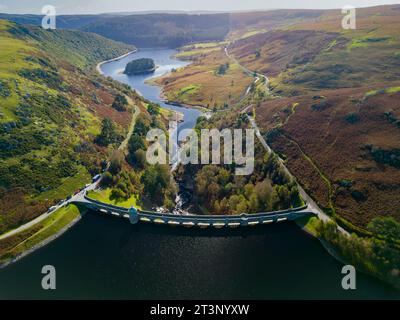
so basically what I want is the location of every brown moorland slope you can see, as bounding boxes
[257,87,400,228]
[228,29,347,77]
[232,5,400,230]
[229,5,400,95]
[228,9,324,39]
[153,5,400,230]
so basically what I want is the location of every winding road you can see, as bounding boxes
[0,94,139,241]
[225,46,347,234]
[245,104,347,233]
[0,183,98,241]
[224,47,269,90]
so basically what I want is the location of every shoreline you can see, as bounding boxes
[147,77,209,113]
[144,54,210,113]
[96,49,191,121]
[0,213,85,269]
[96,49,138,75]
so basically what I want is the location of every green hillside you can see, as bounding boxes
[8,23,134,70]
[0,19,136,234]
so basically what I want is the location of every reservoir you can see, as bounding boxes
[0,49,398,299]
[99,48,203,134]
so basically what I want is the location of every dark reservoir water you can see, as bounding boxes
[0,49,398,299]
[0,214,398,299]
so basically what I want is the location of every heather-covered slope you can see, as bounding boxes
[258,87,400,229]
[229,5,400,95]
[228,5,400,231]
[154,5,400,231]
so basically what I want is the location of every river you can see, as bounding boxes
[0,49,398,299]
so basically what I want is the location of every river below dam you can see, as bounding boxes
[0,49,398,299]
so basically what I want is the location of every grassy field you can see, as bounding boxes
[182,41,229,50]
[175,47,221,59]
[155,47,253,108]
[238,29,267,39]
[87,189,142,209]
[295,216,320,237]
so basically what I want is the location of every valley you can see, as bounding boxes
[148,5,400,288]
[150,5,400,231]
[0,4,399,297]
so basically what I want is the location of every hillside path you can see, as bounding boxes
[225,46,348,235]
[118,96,141,152]
[0,96,139,241]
